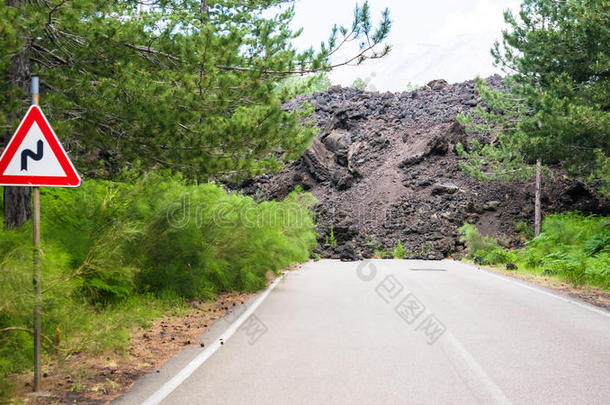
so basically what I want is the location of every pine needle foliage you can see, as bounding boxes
[1,0,391,180]
[457,0,610,193]
[274,73,332,97]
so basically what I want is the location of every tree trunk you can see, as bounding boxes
[3,0,31,229]
[200,0,209,18]
[3,187,31,229]
[534,159,542,237]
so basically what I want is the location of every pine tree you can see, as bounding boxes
[2,0,31,229]
[0,0,392,228]
[458,0,610,233]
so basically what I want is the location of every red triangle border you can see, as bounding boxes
[0,105,81,187]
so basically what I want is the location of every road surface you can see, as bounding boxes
[114,260,610,404]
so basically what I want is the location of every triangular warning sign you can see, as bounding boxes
[0,105,81,187]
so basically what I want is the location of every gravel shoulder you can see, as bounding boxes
[471,261,610,310]
[12,291,256,405]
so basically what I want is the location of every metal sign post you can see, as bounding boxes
[31,76,42,392]
[0,77,81,392]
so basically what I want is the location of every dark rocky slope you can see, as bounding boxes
[243,76,609,260]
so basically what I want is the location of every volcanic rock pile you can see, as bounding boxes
[243,76,609,260]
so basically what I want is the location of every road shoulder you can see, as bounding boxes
[13,287,266,404]
[461,260,610,311]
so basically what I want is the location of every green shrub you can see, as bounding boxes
[543,251,587,286]
[459,223,514,265]
[519,213,610,288]
[460,214,609,288]
[131,176,317,297]
[584,253,610,287]
[584,233,610,256]
[373,248,391,259]
[393,239,404,258]
[515,221,534,240]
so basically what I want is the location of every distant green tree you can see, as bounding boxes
[0,0,392,228]
[458,0,610,233]
[405,82,420,91]
[274,73,332,96]
[351,77,368,91]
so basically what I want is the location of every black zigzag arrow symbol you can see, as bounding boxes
[21,140,44,171]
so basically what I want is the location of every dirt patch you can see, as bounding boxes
[479,263,610,311]
[242,77,609,260]
[11,291,255,404]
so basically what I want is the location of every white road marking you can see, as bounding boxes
[456,261,610,319]
[138,260,607,404]
[442,332,512,404]
[141,276,284,405]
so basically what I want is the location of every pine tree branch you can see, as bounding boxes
[47,0,67,26]
[216,41,385,75]
[123,43,181,62]
[31,42,68,65]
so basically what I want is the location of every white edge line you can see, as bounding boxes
[453,260,610,319]
[141,275,284,405]
[444,332,512,405]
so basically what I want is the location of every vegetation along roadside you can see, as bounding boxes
[459,213,610,309]
[0,173,316,402]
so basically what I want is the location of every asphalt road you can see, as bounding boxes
[114,260,610,405]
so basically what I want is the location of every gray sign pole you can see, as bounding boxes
[31,76,42,392]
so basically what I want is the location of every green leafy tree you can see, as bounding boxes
[350,77,368,91]
[458,0,609,234]
[1,0,392,228]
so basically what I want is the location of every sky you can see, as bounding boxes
[286,0,522,91]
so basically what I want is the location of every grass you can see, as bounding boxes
[373,248,392,259]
